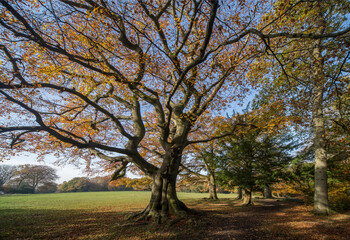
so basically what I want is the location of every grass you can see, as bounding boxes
[0,191,235,210]
[0,191,151,211]
[0,191,235,240]
[1,192,349,240]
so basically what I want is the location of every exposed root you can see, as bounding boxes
[127,200,192,225]
[242,201,254,206]
[128,205,150,220]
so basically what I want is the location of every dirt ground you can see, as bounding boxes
[136,198,350,240]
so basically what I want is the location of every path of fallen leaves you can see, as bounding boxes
[144,198,350,240]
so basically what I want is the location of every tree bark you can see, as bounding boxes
[263,185,273,199]
[132,147,190,223]
[242,189,253,205]
[312,13,329,215]
[236,187,242,200]
[313,83,329,214]
[208,173,218,200]
[133,172,189,224]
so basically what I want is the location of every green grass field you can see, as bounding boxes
[0,191,236,239]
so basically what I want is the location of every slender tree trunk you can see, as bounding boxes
[313,83,328,214]
[312,14,329,214]
[263,185,273,199]
[242,189,253,205]
[208,173,218,200]
[236,187,242,200]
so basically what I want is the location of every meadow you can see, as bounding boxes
[0,192,232,239]
[1,191,349,240]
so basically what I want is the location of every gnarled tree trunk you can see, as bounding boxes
[132,147,190,223]
[138,173,188,223]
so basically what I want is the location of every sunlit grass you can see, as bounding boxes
[0,191,150,211]
[0,191,236,239]
[0,191,236,211]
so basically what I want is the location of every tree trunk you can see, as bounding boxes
[263,185,273,199]
[236,187,242,200]
[312,14,329,214]
[242,189,253,205]
[208,173,218,200]
[133,172,189,224]
[313,83,328,214]
[131,147,190,223]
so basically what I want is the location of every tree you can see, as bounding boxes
[58,177,90,192]
[284,148,315,200]
[217,128,294,205]
[0,0,348,222]
[327,105,350,197]
[0,0,259,222]
[180,143,219,199]
[108,177,134,191]
[193,143,220,200]
[9,164,58,193]
[0,164,15,190]
[37,181,58,193]
[89,176,109,191]
[249,0,350,214]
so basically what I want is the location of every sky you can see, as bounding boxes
[4,153,88,184]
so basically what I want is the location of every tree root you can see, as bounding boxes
[127,204,193,225]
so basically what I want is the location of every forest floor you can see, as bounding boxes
[1,192,349,239]
[169,198,350,240]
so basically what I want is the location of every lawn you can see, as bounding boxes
[0,191,349,240]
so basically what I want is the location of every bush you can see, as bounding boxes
[328,182,350,211]
[329,193,350,211]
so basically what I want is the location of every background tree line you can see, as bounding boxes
[0,164,158,193]
[0,164,58,193]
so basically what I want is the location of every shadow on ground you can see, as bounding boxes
[1,199,349,239]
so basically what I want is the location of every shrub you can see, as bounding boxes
[329,193,350,211]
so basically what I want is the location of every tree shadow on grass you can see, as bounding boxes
[0,208,126,239]
[1,200,349,240]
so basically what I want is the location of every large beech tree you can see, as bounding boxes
[0,0,263,222]
[0,0,349,222]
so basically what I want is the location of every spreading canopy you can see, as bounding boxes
[0,0,264,172]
